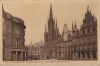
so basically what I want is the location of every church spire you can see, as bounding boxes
[49,4,53,19]
[87,5,90,13]
[72,21,73,31]
[75,20,77,28]
[86,5,91,15]
[2,3,5,17]
[45,24,47,33]
[2,3,4,12]
[56,19,57,29]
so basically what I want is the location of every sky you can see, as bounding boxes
[1,0,98,45]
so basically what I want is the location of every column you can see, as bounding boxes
[80,52,83,60]
[85,52,87,60]
[15,51,18,61]
[73,53,75,60]
[90,52,93,60]
[70,53,71,60]
[21,51,23,61]
[78,53,80,60]
[23,51,25,61]
[75,52,77,60]
[25,52,27,61]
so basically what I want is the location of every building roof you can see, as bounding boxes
[2,4,25,25]
[13,17,24,24]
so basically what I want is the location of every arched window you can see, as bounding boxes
[87,29,90,34]
[83,30,85,35]
[92,28,96,33]
[15,39,21,47]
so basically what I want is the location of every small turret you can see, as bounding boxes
[62,24,70,41]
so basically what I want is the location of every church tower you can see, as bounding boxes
[48,5,56,41]
[44,25,48,42]
[62,24,71,41]
[72,20,79,37]
[44,5,60,59]
[81,5,97,35]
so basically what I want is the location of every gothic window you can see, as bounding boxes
[92,28,96,33]
[74,46,76,51]
[83,30,85,35]
[80,45,81,50]
[15,39,18,47]
[68,46,70,51]
[20,40,21,46]
[78,45,80,50]
[15,39,21,47]
[65,53,67,57]
[84,45,87,50]
[87,29,90,34]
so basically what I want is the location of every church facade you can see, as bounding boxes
[44,5,61,59]
[44,5,97,60]
[2,5,28,61]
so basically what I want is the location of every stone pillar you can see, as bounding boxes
[70,53,71,60]
[78,53,80,60]
[15,51,18,61]
[80,52,83,60]
[90,52,93,60]
[21,51,23,61]
[25,52,27,61]
[75,52,77,60]
[96,52,97,60]
[73,52,75,60]
[85,52,87,60]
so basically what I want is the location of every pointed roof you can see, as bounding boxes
[56,19,57,27]
[85,5,92,17]
[75,20,77,28]
[72,21,73,29]
[62,24,69,33]
[87,5,89,12]
[72,21,73,27]
[49,4,53,19]
[2,3,5,17]
[62,24,71,41]
[2,3,4,12]
[45,24,47,33]
[87,5,91,13]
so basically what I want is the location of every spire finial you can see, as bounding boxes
[75,19,77,28]
[45,24,47,33]
[87,5,90,12]
[56,19,57,27]
[2,3,4,15]
[49,4,53,18]
[72,21,73,30]
[2,3,3,8]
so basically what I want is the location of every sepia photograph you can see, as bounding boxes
[1,0,99,65]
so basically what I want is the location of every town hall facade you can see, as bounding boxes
[44,5,97,60]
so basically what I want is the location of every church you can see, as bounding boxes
[44,5,97,60]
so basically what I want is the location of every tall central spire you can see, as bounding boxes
[2,4,5,17]
[49,4,53,19]
[87,5,90,13]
